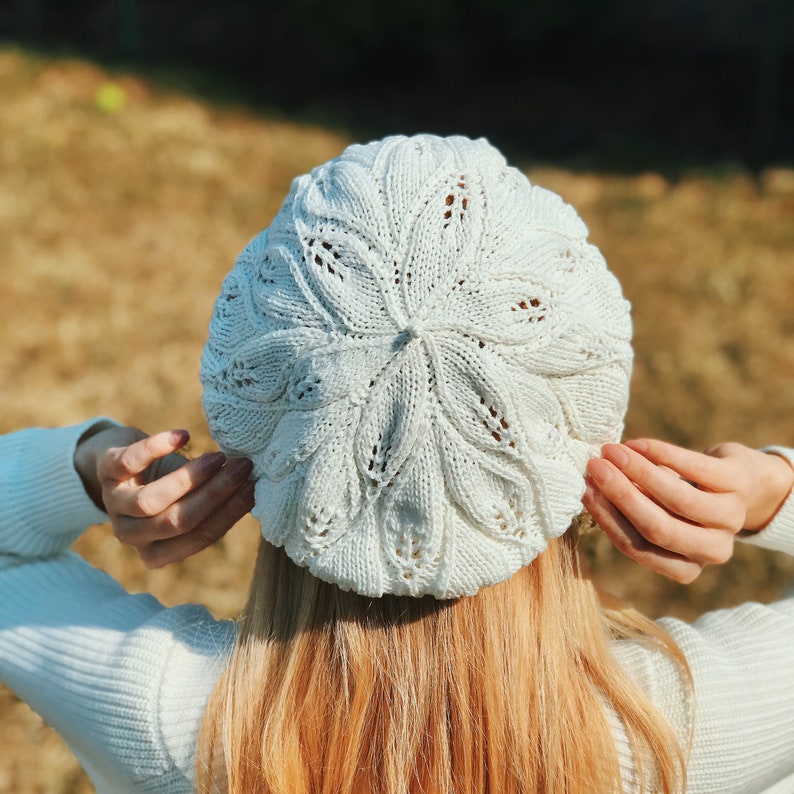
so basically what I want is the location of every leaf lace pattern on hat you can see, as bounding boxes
[201,135,632,598]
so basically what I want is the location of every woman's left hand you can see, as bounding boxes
[75,425,256,567]
[582,439,794,584]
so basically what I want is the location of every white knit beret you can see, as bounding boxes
[200,134,632,598]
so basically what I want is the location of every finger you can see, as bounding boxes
[139,479,256,568]
[583,477,703,584]
[624,439,736,493]
[100,430,190,482]
[602,444,742,531]
[115,457,253,542]
[586,458,734,566]
[108,451,227,518]
[147,450,194,480]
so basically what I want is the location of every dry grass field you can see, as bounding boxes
[1,47,793,792]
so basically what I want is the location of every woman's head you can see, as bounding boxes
[200,134,632,598]
[197,136,691,794]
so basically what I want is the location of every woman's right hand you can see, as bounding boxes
[76,426,256,568]
[582,439,794,583]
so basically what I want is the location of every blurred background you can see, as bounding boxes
[1,1,793,790]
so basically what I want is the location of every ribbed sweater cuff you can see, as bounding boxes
[1,419,116,557]
[739,446,794,557]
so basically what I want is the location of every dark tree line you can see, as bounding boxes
[3,0,792,167]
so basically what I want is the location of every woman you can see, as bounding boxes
[1,135,792,793]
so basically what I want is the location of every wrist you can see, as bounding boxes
[744,450,794,532]
[74,421,118,510]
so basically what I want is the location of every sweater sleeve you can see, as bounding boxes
[0,419,113,561]
[0,423,235,792]
[612,450,794,794]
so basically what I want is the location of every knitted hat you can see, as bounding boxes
[200,134,632,598]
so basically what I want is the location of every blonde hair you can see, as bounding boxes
[197,524,689,793]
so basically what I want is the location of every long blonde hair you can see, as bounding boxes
[197,520,689,793]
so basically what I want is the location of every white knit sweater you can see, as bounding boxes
[0,420,792,793]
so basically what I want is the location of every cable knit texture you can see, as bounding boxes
[201,135,633,597]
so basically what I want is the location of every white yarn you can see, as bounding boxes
[200,134,632,598]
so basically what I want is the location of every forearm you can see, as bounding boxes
[0,420,113,559]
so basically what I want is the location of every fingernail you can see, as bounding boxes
[625,439,648,454]
[226,457,254,480]
[587,458,612,485]
[170,429,190,447]
[197,451,226,472]
[602,444,629,468]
